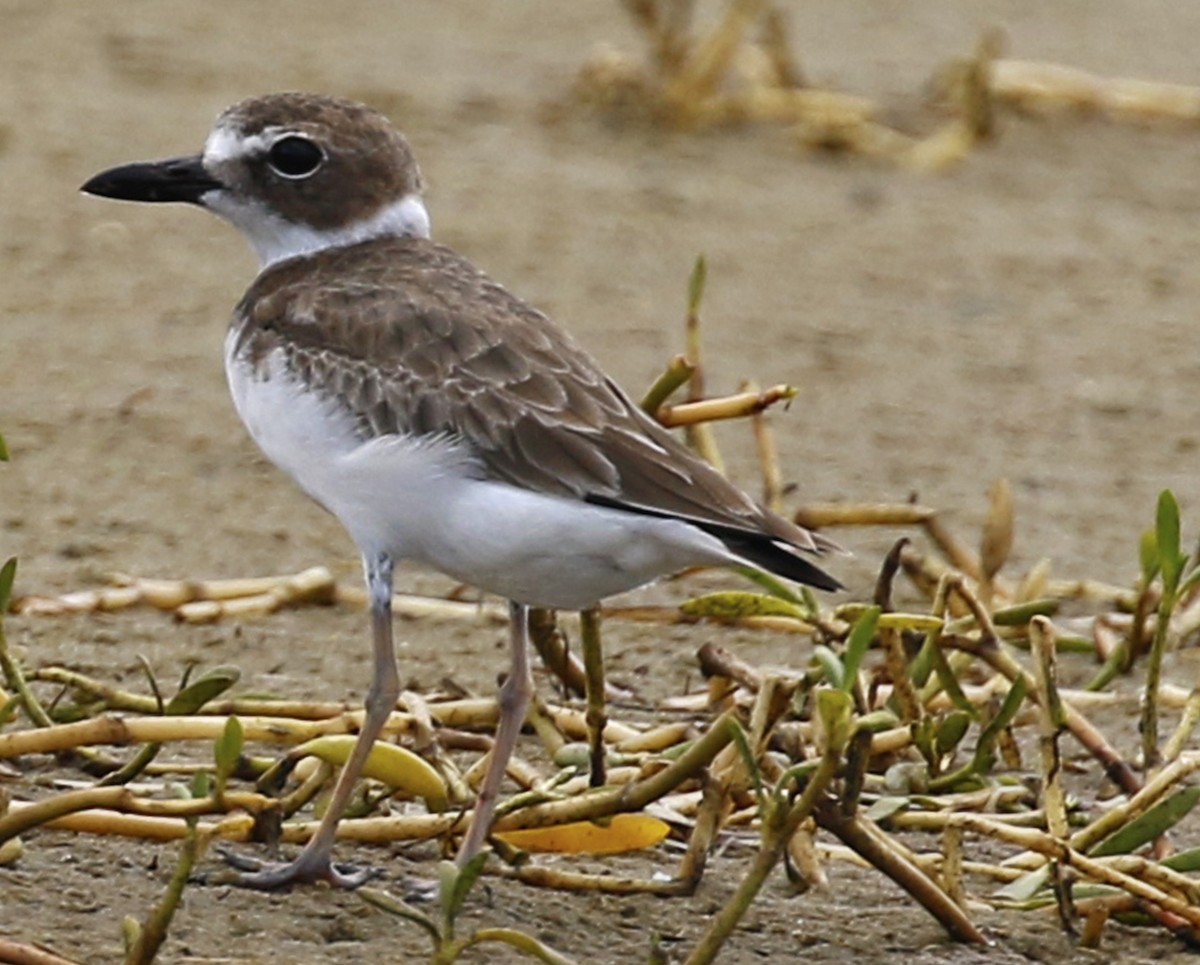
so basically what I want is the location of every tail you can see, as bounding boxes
[584,493,843,592]
[716,532,842,592]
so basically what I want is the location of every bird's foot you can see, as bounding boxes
[210,844,382,890]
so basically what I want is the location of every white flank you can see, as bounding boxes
[225,338,736,610]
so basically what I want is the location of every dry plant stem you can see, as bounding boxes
[684,748,840,965]
[1067,752,1199,857]
[0,786,273,846]
[761,4,804,87]
[623,606,814,634]
[1030,617,1075,935]
[674,772,726,895]
[0,713,374,758]
[677,262,724,471]
[1163,683,1200,763]
[656,385,796,428]
[793,502,936,529]
[528,608,586,699]
[502,862,690,896]
[947,635,1140,797]
[947,577,1141,796]
[580,606,607,788]
[0,698,532,759]
[990,59,1200,121]
[1107,855,1200,904]
[880,626,922,724]
[1075,894,1193,945]
[0,941,84,965]
[548,705,639,744]
[924,515,983,583]
[979,479,1014,607]
[877,541,922,722]
[697,642,764,692]
[493,711,737,833]
[14,568,336,619]
[945,814,1200,934]
[666,0,763,107]
[985,753,1200,871]
[940,825,964,906]
[1042,578,1138,610]
[813,801,986,944]
[32,668,361,719]
[747,384,784,512]
[873,537,907,611]
[787,820,826,892]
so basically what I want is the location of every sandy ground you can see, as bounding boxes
[3,1,1200,962]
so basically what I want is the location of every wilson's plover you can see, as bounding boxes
[82,92,839,888]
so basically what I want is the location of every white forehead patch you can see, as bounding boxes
[204,124,272,165]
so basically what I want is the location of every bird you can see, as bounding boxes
[81,92,840,889]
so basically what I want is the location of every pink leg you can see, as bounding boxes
[224,553,399,889]
[456,601,533,866]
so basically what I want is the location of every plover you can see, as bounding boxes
[82,92,840,888]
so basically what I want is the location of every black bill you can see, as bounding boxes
[81,154,221,204]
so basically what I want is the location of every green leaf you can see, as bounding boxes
[815,687,853,752]
[213,715,244,789]
[470,926,577,964]
[1139,527,1160,586]
[972,677,1027,773]
[687,255,707,317]
[993,865,1051,902]
[190,769,211,801]
[912,718,936,768]
[841,606,880,693]
[442,852,488,927]
[726,719,764,804]
[1156,490,1183,594]
[1161,846,1200,873]
[935,710,972,757]
[854,708,900,733]
[864,795,909,823]
[0,433,8,462]
[0,558,15,613]
[811,645,844,689]
[735,566,810,609]
[357,886,442,942]
[991,598,1060,626]
[164,666,240,715]
[1090,786,1200,857]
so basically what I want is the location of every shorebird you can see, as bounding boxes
[81,92,840,889]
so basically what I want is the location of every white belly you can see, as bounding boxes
[224,338,735,608]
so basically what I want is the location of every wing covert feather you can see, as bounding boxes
[231,236,836,562]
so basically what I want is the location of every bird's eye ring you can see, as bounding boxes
[266,135,325,179]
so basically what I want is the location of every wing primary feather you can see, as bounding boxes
[584,493,843,592]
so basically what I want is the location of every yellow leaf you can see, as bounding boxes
[679,591,807,621]
[292,735,448,812]
[494,814,670,855]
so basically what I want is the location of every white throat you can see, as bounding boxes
[202,190,431,269]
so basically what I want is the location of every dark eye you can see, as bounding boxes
[266,136,325,179]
